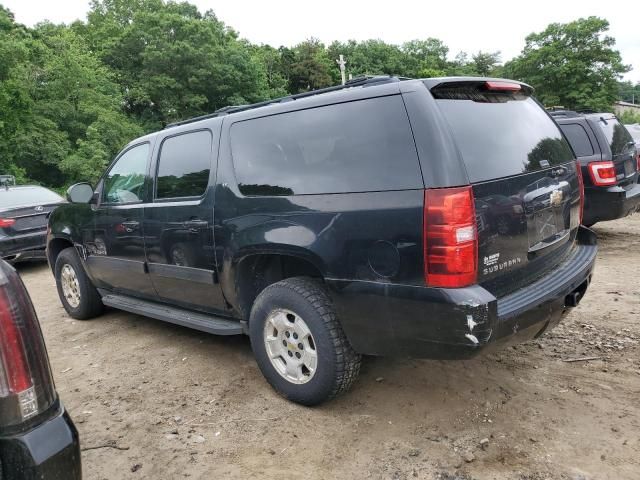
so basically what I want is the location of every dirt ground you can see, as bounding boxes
[17,215,640,480]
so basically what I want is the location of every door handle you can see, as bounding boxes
[121,220,140,232]
[183,219,208,230]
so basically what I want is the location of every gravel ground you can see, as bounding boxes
[17,214,640,480]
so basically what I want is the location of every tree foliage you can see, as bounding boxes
[504,17,629,111]
[0,4,634,189]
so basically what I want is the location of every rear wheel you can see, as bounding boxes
[249,277,361,406]
[55,247,103,320]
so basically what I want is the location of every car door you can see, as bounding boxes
[84,142,157,298]
[143,127,226,312]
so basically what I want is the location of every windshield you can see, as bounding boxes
[435,96,574,183]
[0,186,63,209]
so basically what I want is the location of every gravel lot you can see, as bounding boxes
[17,215,640,480]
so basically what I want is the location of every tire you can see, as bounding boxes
[249,277,361,406]
[54,247,104,320]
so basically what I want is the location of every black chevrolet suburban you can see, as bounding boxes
[47,76,597,405]
[550,110,640,226]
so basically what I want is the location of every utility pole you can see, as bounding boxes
[336,54,347,85]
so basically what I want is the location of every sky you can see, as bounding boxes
[2,0,638,82]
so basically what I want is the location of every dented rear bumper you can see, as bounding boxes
[327,227,597,359]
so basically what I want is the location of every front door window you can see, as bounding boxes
[103,143,150,204]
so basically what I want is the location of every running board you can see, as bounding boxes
[100,293,244,336]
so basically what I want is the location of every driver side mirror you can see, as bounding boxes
[66,182,95,204]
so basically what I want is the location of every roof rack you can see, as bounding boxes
[164,75,408,129]
[548,109,581,118]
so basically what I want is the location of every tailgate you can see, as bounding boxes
[430,79,581,297]
[474,164,581,297]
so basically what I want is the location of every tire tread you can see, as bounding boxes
[251,276,361,404]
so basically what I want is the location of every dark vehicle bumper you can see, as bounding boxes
[583,183,640,225]
[0,231,47,262]
[0,405,81,480]
[328,226,597,359]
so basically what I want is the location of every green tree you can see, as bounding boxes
[471,51,501,76]
[618,80,640,104]
[0,8,140,187]
[504,17,630,110]
[619,110,640,124]
[401,38,449,77]
[81,0,269,127]
[327,39,405,78]
[288,38,334,93]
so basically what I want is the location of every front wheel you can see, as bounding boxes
[249,277,361,406]
[54,247,104,320]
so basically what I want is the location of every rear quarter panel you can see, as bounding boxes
[214,118,426,311]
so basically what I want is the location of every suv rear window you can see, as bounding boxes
[434,92,574,183]
[597,117,634,157]
[230,96,422,196]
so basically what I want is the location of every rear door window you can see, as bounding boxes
[433,92,574,183]
[230,96,422,195]
[559,123,594,157]
[156,130,212,199]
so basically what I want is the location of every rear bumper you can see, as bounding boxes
[583,183,640,225]
[0,231,47,261]
[0,405,81,480]
[328,226,597,359]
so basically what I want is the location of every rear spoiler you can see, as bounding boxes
[425,78,534,101]
[423,77,533,92]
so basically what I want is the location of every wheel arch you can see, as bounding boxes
[232,251,325,321]
[47,236,75,272]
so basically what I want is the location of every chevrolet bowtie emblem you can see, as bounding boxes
[550,189,563,207]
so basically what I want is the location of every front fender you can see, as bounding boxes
[47,203,94,271]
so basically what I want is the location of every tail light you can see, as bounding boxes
[0,218,15,228]
[636,152,640,172]
[484,81,521,92]
[576,161,585,224]
[588,161,616,186]
[424,186,478,288]
[0,261,56,428]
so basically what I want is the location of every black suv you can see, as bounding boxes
[47,76,597,405]
[550,110,640,226]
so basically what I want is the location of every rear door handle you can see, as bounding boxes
[121,220,140,232]
[184,219,208,230]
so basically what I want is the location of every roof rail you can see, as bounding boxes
[548,109,581,118]
[164,75,407,129]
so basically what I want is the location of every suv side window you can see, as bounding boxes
[230,96,422,195]
[103,143,150,204]
[156,130,212,199]
[560,123,594,157]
